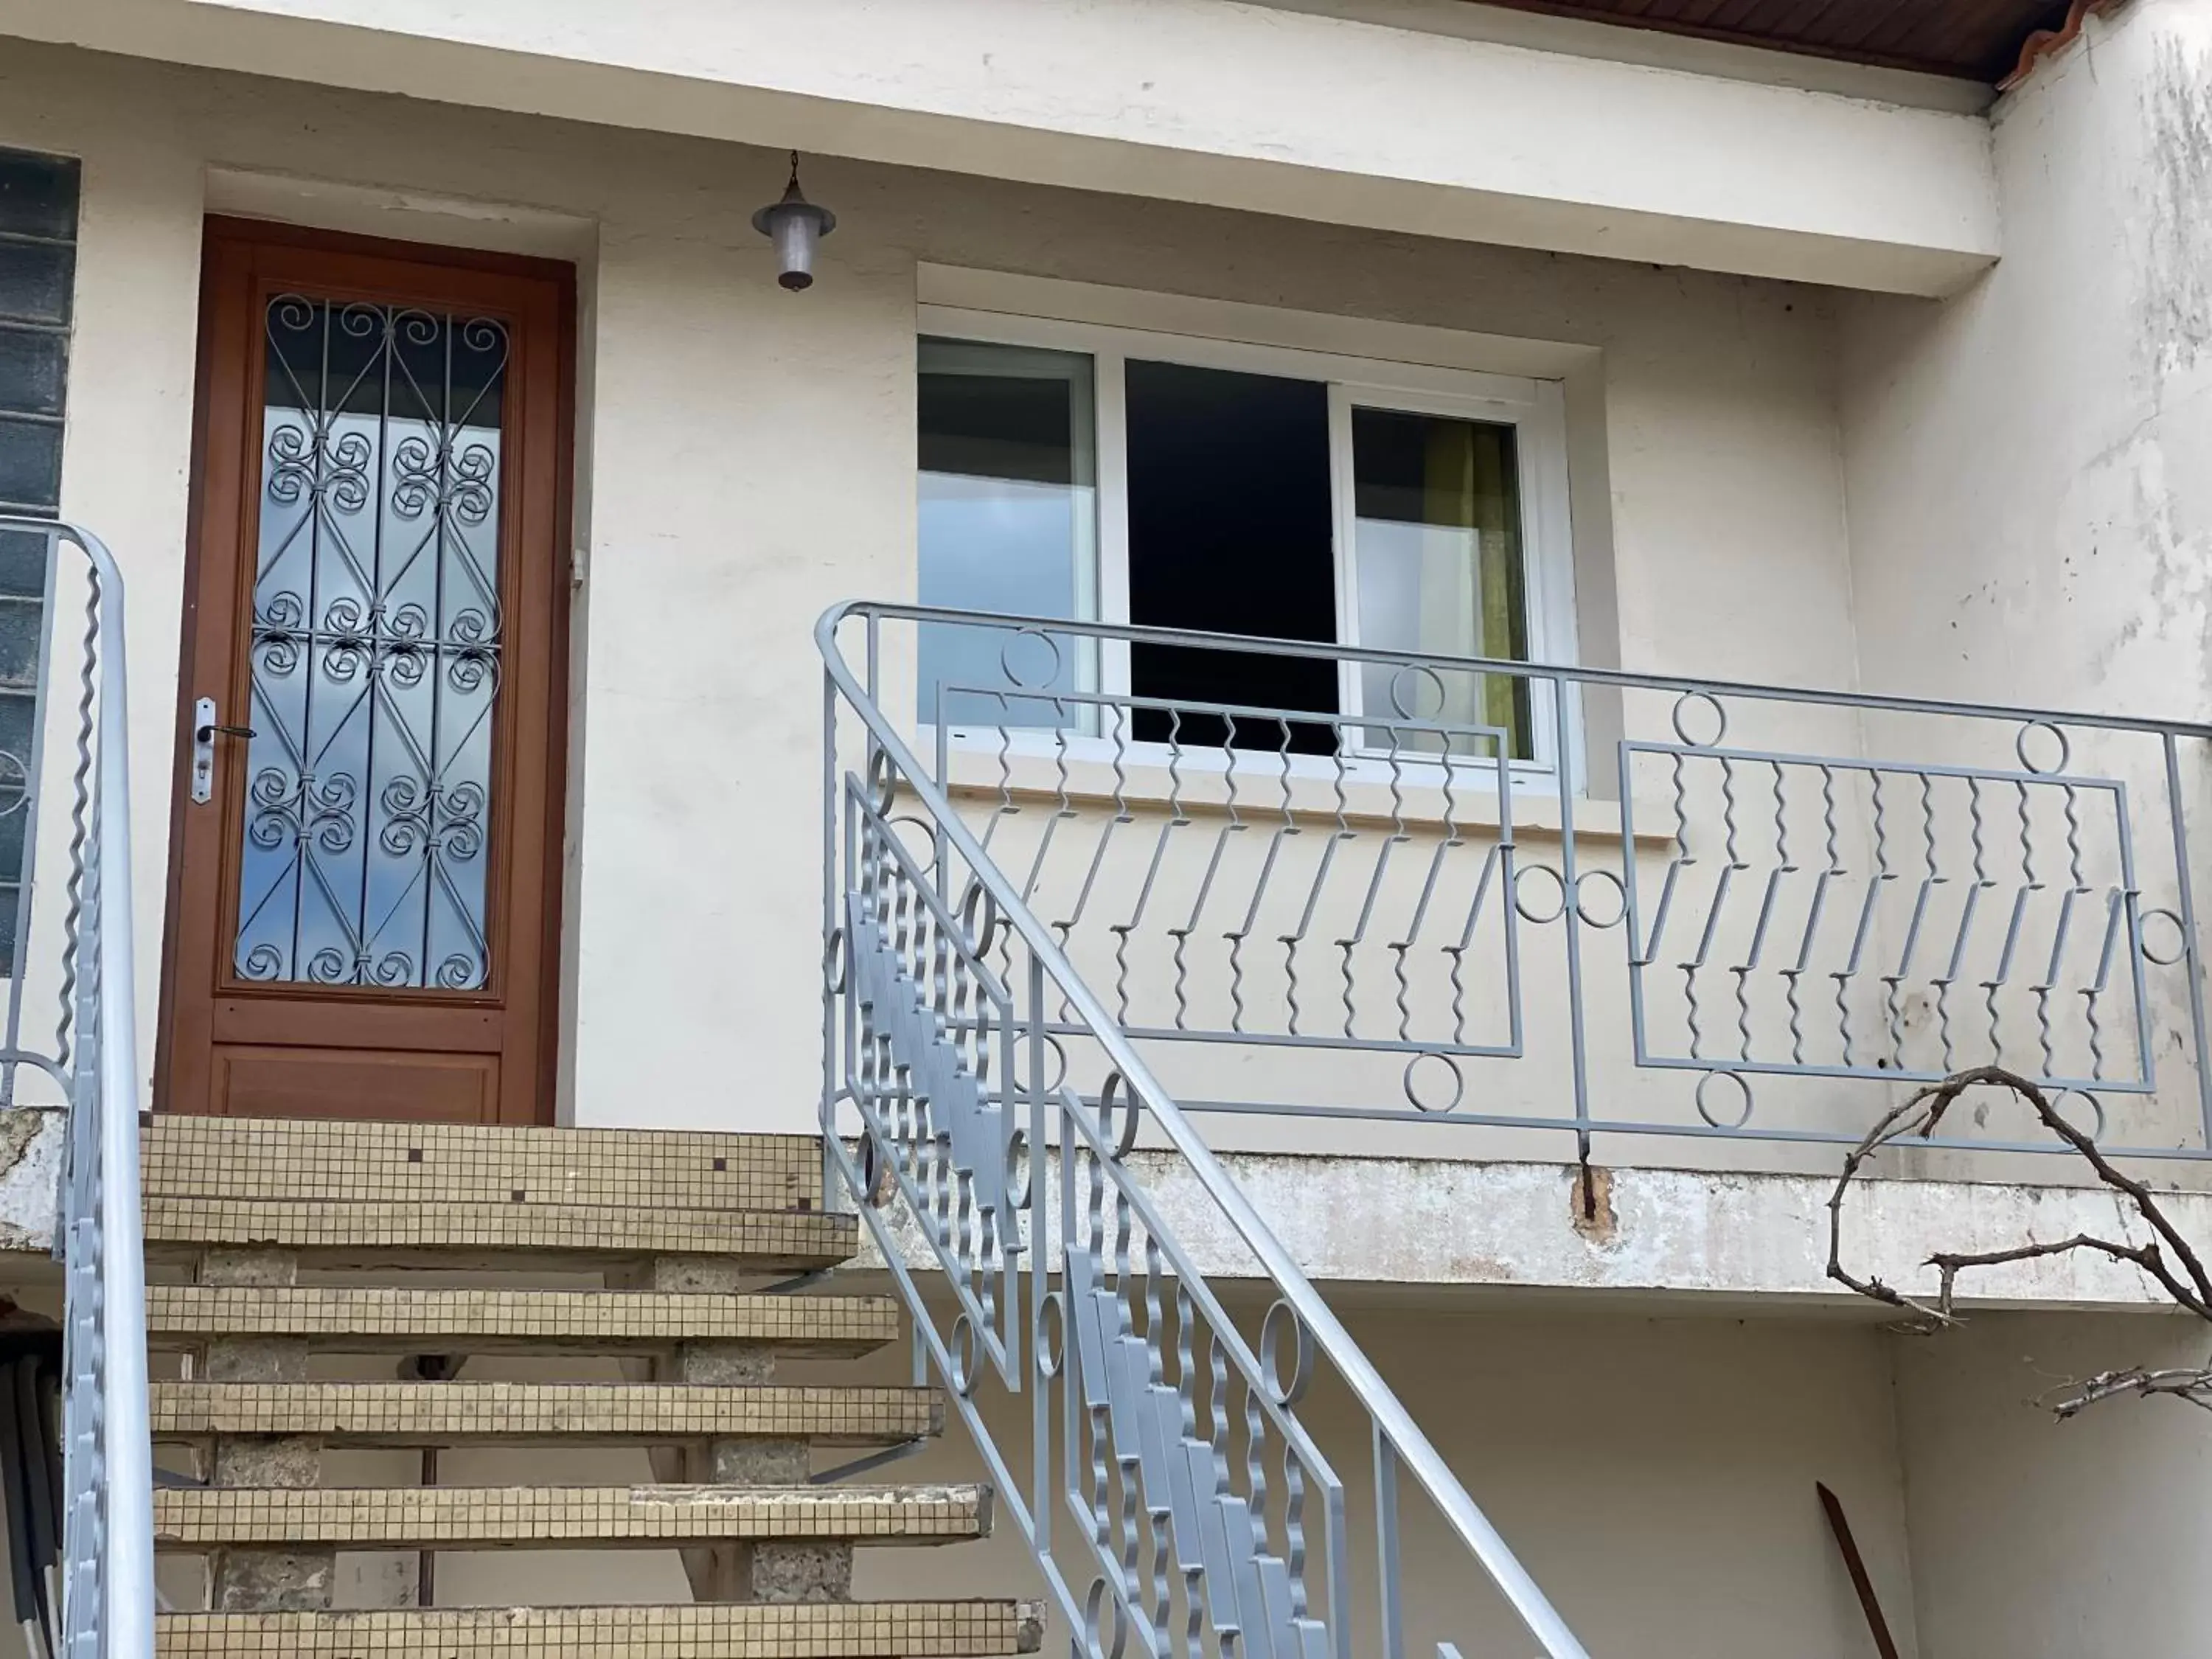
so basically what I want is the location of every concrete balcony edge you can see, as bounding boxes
[0,0,1999,295]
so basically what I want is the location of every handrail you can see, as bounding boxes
[0,518,153,1659]
[820,597,2212,740]
[818,599,1592,1659]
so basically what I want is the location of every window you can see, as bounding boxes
[0,147,80,965]
[915,312,1573,771]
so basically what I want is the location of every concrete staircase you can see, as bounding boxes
[138,1115,1038,1658]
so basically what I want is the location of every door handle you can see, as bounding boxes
[189,697,255,804]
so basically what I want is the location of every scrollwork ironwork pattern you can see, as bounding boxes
[232,296,507,990]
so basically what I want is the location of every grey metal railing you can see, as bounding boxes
[822,599,2212,1659]
[832,604,2212,1168]
[0,518,152,1659]
[821,601,1593,1659]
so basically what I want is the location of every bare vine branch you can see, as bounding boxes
[1826,1065,2212,1416]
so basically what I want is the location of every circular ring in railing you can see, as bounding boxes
[1004,1127,1032,1211]
[1085,1578,1129,1659]
[1670,691,1729,749]
[2140,907,2189,967]
[1037,1033,1070,1096]
[886,813,939,877]
[866,745,897,815]
[824,927,849,997]
[959,877,1004,958]
[2052,1088,2108,1144]
[1259,1298,1314,1408]
[1572,868,1630,931]
[1388,663,1450,723]
[2014,719,2073,777]
[1096,1071,1143,1161]
[855,1134,896,1208]
[1512,862,1570,925]
[1694,1068,1755,1130]
[999,627,1065,692]
[1034,1290,1066,1380]
[948,1311,981,1399]
[1401,1051,1466,1115]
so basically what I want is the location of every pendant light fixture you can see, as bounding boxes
[751,150,837,291]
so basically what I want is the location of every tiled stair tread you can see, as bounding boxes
[142,1116,824,1211]
[155,1601,1046,1658]
[143,1195,855,1266]
[153,1483,990,1548]
[150,1381,942,1445]
[147,1286,901,1354]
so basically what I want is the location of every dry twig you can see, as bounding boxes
[1826,1065,2212,1416]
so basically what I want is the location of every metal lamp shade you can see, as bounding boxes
[751,191,836,291]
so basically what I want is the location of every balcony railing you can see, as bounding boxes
[0,518,153,1659]
[835,604,2212,1166]
[819,599,2212,1659]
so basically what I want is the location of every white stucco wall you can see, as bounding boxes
[0,42,1869,1138]
[1841,0,2212,733]
[1834,0,2212,1186]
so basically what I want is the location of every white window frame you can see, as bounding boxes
[917,304,1580,790]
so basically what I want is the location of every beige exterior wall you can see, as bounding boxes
[849,1294,1926,1659]
[0,42,1871,1144]
[1893,1309,2212,1659]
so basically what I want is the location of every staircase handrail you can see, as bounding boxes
[818,598,1590,1659]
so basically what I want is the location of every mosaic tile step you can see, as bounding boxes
[143,1116,824,1211]
[147,1286,901,1356]
[150,1381,942,1447]
[143,1196,855,1269]
[156,1600,1046,1658]
[154,1483,990,1550]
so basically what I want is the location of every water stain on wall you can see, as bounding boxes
[2143,35,2212,372]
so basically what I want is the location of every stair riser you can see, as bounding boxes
[155,1484,987,1552]
[142,1117,826,1211]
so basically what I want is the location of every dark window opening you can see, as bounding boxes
[1124,360,1337,753]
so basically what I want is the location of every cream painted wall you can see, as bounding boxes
[1840,0,2212,731]
[0,43,1861,1134]
[1893,1310,2212,1659]
[845,1293,1924,1659]
[1835,0,2212,1182]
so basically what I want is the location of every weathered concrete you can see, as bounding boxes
[0,1109,66,1253]
[201,1246,335,1613]
[858,1145,2212,1311]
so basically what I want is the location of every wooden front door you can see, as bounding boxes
[161,218,572,1123]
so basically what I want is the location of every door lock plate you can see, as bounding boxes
[191,698,215,804]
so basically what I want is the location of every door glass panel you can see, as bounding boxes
[235,296,507,989]
[1350,406,1531,759]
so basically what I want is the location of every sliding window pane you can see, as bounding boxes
[917,338,1096,729]
[1351,408,1532,759]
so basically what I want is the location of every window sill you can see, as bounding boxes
[937,741,1674,847]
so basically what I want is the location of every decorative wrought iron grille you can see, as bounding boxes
[234,296,506,990]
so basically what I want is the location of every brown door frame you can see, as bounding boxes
[156,216,575,1122]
